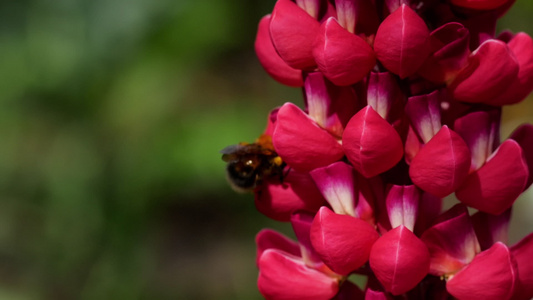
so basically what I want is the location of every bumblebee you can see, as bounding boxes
[220,134,285,192]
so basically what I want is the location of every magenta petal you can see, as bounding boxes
[255,168,325,222]
[511,233,533,299]
[273,102,344,172]
[258,249,340,300]
[369,225,430,295]
[256,229,300,266]
[367,72,404,122]
[310,161,357,216]
[446,242,518,300]
[255,15,304,87]
[310,163,377,223]
[374,4,430,79]
[294,0,322,19]
[335,0,357,33]
[263,108,279,137]
[310,207,379,276]
[405,90,442,144]
[450,39,519,104]
[510,123,533,189]
[421,204,480,276]
[364,289,389,300]
[456,139,528,215]
[386,185,420,231]
[304,72,358,137]
[488,33,533,105]
[409,126,471,198]
[404,125,422,165]
[453,111,494,171]
[418,22,470,83]
[270,0,320,70]
[342,106,404,178]
[450,0,512,10]
[313,17,376,86]
[290,212,321,263]
[472,209,511,251]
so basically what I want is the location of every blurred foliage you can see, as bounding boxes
[0,0,530,299]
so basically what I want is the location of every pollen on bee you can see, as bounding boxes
[272,156,283,166]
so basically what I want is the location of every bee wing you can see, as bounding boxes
[220,144,247,162]
[220,144,243,154]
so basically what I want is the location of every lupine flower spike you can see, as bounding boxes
[222,0,533,298]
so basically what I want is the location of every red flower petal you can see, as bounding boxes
[313,17,376,86]
[255,168,325,222]
[304,72,358,138]
[421,204,480,276]
[455,139,528,215]
[310,207,379,276]
[453,110,496,171]
[256,229,300,266]
[405,90,443,144]
[273,102,344,172]
[488,32,533,105]
[258,248,340,300]
[270,0,320,70]
[294,0,322,19]
[369,225,430,295]
[310,162,378,224]
[418,22,470,83]
[409,126,471,198]
[335,0,357,33]
[471,209,511,251]
[374,4,430,78]
[367,72,404,122]
[449,39,519,104]
[291,212,323,266]
[386,185,420,231]
[263,108,279,137]
[446,242,518,300]
[310,161,357,216]
[342,106,404,178]
[255,15,304,87]
[364,289,389,300]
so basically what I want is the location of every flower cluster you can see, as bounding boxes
[229,0,533,299]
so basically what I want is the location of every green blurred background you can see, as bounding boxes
[0,0,531,299]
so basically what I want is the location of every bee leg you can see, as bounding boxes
[280,166,292,183]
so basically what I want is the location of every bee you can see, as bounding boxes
[220,134,285,193]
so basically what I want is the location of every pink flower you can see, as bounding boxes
[313,17,376,86]
[418,22,470,83]
[374,4,431,79]
[369,185,430,295]
[269,0,321,70]
[448,39,519,104]
[255,168,325,222]
[342,106,404,178]
[255,15,304,87]
[406,91,471,198]
[256,213,343,300]
[225,0,533,298]
[273,73,356,171]
[454,111,529,215]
